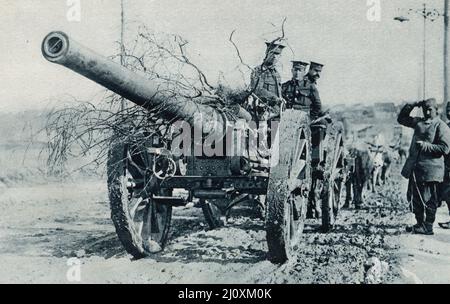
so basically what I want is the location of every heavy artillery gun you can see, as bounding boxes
[42,31,347,263]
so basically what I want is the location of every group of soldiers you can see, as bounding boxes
[249,41,324,120]
[248,41,450,235]
[398,99,450,235]
[248,42,328,218]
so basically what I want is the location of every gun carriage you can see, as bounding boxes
[42,31,348,263]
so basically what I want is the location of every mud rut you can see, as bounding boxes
[0,166,411,283]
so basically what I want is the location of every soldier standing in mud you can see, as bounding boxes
[397,98,450,235]
[438,102,450,229]
[294,61,328,218]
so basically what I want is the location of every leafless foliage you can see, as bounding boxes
[44,22,288,175]
[44,26,229,174]
[229,18,288,96]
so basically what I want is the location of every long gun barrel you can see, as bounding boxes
[41,31,225,134]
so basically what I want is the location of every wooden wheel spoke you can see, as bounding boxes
[285,193,306,249]
[126,150,146,176]
[332,147,342,172]
[291,196,300,221]
[333,180,340,192]
[136,220,144,238]
[129,197,145,218]
[289,135,308,181]
[294,136,307,162]
[329,187,334,205]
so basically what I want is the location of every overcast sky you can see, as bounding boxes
[0,0,447,112]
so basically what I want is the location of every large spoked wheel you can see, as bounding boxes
[266,110,311,264]
[107,141,172,259]
[321,123,345,232]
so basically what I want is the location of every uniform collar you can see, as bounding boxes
[262,63,276,71]
[304,75,316,84]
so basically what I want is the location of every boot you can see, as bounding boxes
[406,214,424,232]
[438,221,450,229]
[411,223,434,235]
[424,222,434,235]
[406,223,422,233]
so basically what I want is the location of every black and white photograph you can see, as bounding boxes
[1,0,450,285]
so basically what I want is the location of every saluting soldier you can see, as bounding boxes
[281,60,310,110]
[398,98,450,235]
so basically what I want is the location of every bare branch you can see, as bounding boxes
[229,30,253,72]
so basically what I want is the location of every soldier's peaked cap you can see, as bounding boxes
[310,61,324,68]
[423,98,438,109]
[265,42,285,54]
[292,61,309,68]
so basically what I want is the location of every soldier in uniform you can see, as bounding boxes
[298,61,327,219]
[398,98,450,235]
[250,42,285,115]
[249,42,285,154]
[296,61,324,120]
[282,60,310,110]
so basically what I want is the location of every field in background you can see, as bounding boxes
[0,110,103,188]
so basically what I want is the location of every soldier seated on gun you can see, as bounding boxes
[398,98,450,235]
[250,42,285,119]
[439,102,450,229]
[247,42,286,153]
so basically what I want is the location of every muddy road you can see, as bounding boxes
[1,167,449,284]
